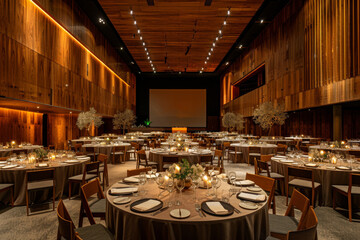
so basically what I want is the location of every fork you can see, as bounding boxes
[195,203,203,217]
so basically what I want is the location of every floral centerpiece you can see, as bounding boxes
[168,159,204,189]
[34,148,48,162]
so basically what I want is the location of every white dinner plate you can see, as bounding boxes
[170,209,190,219]
[247,186,262,192]
[239,201,258,210]
[113,197,131,205]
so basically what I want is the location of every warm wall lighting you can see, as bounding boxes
[29,0,130,87]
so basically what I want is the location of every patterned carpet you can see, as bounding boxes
[0,160,359,240]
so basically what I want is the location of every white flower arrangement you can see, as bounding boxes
[253,102,288,134]
[76,107,103,132]
[167,159,204,180]
[113,109,136,134]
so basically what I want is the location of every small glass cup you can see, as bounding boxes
[221,189,230,203]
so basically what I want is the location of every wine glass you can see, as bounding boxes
[139,172,147,198]
[228,171,237,196]
[211,176,221,199]
[155,173,165,197]
[165,179,175,207]
[175,179,185,206]
[151,165,157,177]
[191,175,201,202]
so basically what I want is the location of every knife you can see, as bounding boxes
[152,206,169,216]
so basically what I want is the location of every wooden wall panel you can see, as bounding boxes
[221,0,360,139]
[0,108,43,145]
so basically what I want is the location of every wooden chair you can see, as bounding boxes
[256,156,285,196]
[332,173,360,221]
[0,183,14,207]
[56,199,113,240]
[25,168,55,216]
[228,146,242,163]
[286,166,321,206]
[222,142,231,161]
[68,162,99,199]
[79,178,105,227]
[74,143,82,152]
[127,167,152,177]
[199,155,213,166]
[83,146,98,162]
[89,154,108,189]
[136,149,158,169]
[128,142,140,160]
[246,173,276,213]
[248,146,261,165]
[276,144,287,155]
[162,156,179,170]
[214,150,223,168]
[269,189,310,239]
[111,146,126,164]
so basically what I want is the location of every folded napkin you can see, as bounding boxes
[235,180,254,186]
[111,187,138,194]
[274,155,287,158]
[238,192,266,202]
[116,183,133,188]
[206,202,228,214]
[280,159,294,163]
[2,164,17,169]
[132,199,161,211]
[0,161,7,164]
[65,160,79,163]
[124,177,140,183]
[38,163,48,167]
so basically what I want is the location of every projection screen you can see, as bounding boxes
[149,89,206,127]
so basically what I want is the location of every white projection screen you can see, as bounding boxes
[149,89,206,127]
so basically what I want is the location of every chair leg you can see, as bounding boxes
[286,185,289,206]
[78,203,84,227]
[272,196,276,214]
[26,190,29,216]
[348,194,352,222]
[69,181,72,200]
[312,188,315,206]
[10,187,14,207]
[332,190,336,209]
[53,186,55,211]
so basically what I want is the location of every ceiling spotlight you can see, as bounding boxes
[225,62,229,65]
[131,61,134,64]
[208,52,211,56]
[134,20,137,25]
[69,111,72,114]
[145,47,147,51]
[260,19,264,24]
[216,37,218,41]
[130,10,133,15]
[179,72,181,74]
[143,42,146,46]
[152,67,155,70]
[213,43,215,47]
[137,29,140,34]
[154,71,156,73]
[238,44,243,49]
[218,30,222,34]
[138,71,141,74]
[146,52,149,55]
[224,21,227,25]
[151,64,153,67]
[211,48,213,51]
[227,9,230,15]
[201,67,204,70]
[150,60,152,63]
[65,84,69,87]
[120,47,123,50]
[140,36,143,40]
[199,70,203,74]
[206,57,209,60]
[205,61,207,64]
[37,106,40,109]
[147,56,150,59]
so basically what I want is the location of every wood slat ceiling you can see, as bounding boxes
[97,0,264,72]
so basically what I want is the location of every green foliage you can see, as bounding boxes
[144,119,152,127]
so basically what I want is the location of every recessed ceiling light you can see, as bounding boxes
[205,61,207,64]
[152,67,155,70]
[211,48,213,51]
[131,61,134,64]
[65,84,69,87]
[227,9,231,15]
[179,72,181,74]
[260,19,264,24]
[218,30,222,34]
[140,36,143,40]
[213,43,215,47]
[134,20,137,25]
[206,57,209,60]
[69,111,72,114]
[120,47,123,50]
[138,72,141,74]
[208,52,211,56]
[147,56,150,59]
[137,29,140,34]
[238,44,243,49]
[150,60,152,63]
[98,18,105,24]
[144,48,147,51]
[37,106,40,109]
[146,52,149,55]
[154,71,156,73]
[199,70,203,73]
[201,67,204,70]
[142,42,145,46]
[216,37,218,41]
[224,21,227,25]
[225,62,229,65]
[130,10,133,15]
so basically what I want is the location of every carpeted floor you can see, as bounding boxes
[0,160,359,239]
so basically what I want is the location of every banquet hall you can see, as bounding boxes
[0,0,360,239]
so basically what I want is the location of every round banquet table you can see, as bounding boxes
[308,145,360,154]
[270,156,360,207]
[215,138,245,145]
[259,139,292,145]
[0,145,43,157]
[160,142,199,147]
[82,143,131,162]
[149,149,212,171]
[106,181,269,240]
[0,156,90,205]
[230,143,277,163]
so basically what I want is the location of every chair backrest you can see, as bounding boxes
[256,159,271,177]
[136,149,147,163]
[83,162,100,182]
[246,173,275,210]
[162,156,179,164]
[127,167,151,177]
[277,144,287,155]
[214,150,222,158]
[131,142,140,150]
[57,199,77,240]
[287,166,314,184]
[285,189,310,230]
[349,173,360,194]
[287,206,318,239]
[260,155,272,162]
[74,143,82,152]
[80,178,104,225]
[26,168,55,183]
[222,142,231,148]
[97,154,108,171]
[113,146,126,152]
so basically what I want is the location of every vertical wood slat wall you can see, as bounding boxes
[221,0,360,118]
